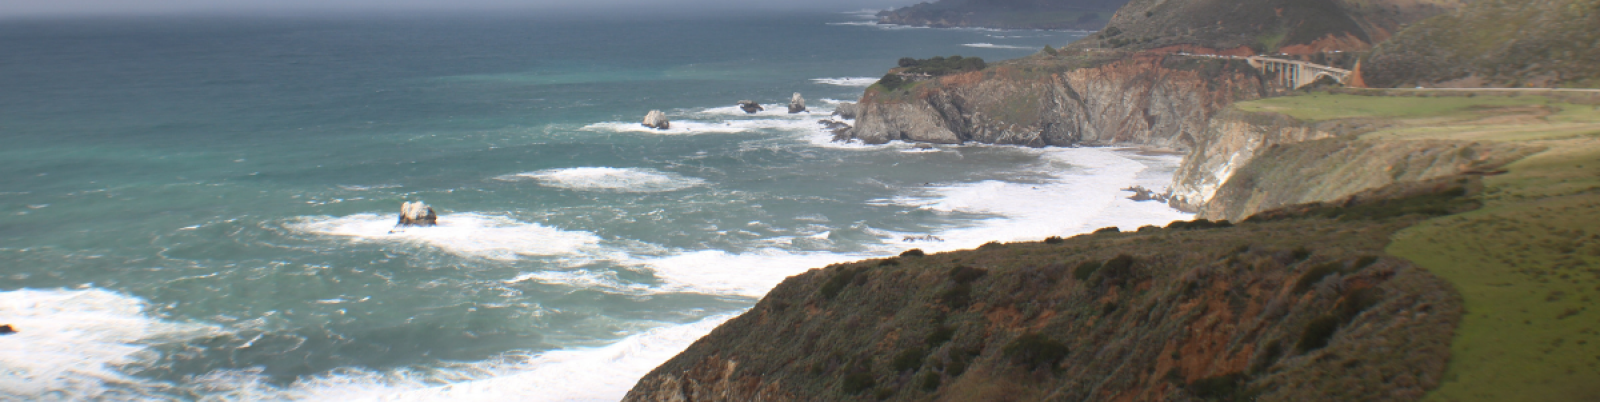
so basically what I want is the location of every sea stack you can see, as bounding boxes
[642,110,670,130]
[398,201,438,227]
[787,93,806,113]
[737,100,764,114]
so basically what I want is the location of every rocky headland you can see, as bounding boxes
[626,0,1600,399]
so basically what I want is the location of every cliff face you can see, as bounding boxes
[847,52,1271,149]
[625,187,1469,401]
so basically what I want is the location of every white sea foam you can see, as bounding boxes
[582,117,818,135]
[630,249,868,297]
[290,213,603,261]
[810,77,879,87]
[502,167,708,193]
[962,43,1033,49]
[0,288,223,400]
[881,147,1191,253]
[267,313,740,402]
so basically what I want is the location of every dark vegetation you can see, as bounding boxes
[876,56,986,91]
[627,182,1470,401]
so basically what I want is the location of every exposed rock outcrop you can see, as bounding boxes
[788,93,807,113]
[737,100,764,114]
[398,201,437,227]
[847,52,1272,148]
[1173,106,1545,221]
[832,102,858,120]
[642,110,670,130]
[0,324,15,335]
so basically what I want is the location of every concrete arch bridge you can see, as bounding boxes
[1245,57,1353,89]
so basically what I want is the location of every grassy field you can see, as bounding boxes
[1243,91,1600,401]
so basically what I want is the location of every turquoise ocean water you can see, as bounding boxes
[0,11,1188,401]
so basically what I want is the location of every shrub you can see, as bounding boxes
[878,258,899,267]
[1094,226,1121,234]
[980,241,1003,249]
[1297,314,1342,352]
[938,284,972,309]
[901,248,925,257]
[918,371,942,391]
[1188,372,1248,399]
[948,265,988,284]
[1250,342,1284,374]
[1335,287,1385,322]
[1073,260,1102,281]
[1353,255,1380,269]
[841,372,876,394]
[1102,254,1136,275]
[1043,236,1064,244]
[1003,333,1069,370]
[892,348,929,372]
[926,325,956,346]
[1291,247,1312,262]
[874,388,895,400]
[1291,262,1343,294]
[820,267,865,299]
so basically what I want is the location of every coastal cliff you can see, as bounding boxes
[625,184,1469,401]
[846,51,1272,149]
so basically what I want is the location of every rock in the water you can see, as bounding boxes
[818,119,854,142]
[1122,186,1172,203]
[737,100,764,114]
[642,110,670,130]
[832,102,858,120]
[0,324,15,335]
[787,93,806,114]
[913,143,936,150]
[398,201,438,227]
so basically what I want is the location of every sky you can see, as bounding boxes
[0,0,918,18]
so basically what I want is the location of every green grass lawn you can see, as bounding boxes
[1243,91,1600,401]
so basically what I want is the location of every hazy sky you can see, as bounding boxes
[0,0,916,18]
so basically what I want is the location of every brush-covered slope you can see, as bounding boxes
[624,184,1472,401]
[876,0,1130,30]
[1358,0,1600,88]
[1069,0,1461,54]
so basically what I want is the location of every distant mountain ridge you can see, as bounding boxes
[876,0,1131,30]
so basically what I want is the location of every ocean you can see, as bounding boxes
[0,11,1188,401]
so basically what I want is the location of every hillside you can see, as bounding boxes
[876,0,1129,30]
[1068,0,1461,54]
[1358,0,1600,88]
[626,183,1467,401]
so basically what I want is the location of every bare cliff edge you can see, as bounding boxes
[624,182,1470,401]
[1169,105,1543,218]
[845,51,1272,148]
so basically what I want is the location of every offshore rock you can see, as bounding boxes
[641,110,670,130]
[737,100,764,114]
[398,201,437,227]
[787,93,807,113]
[848,52,1270,147]
[818,119,854,142]
[832,102,858,120]
[0,324,15,335]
